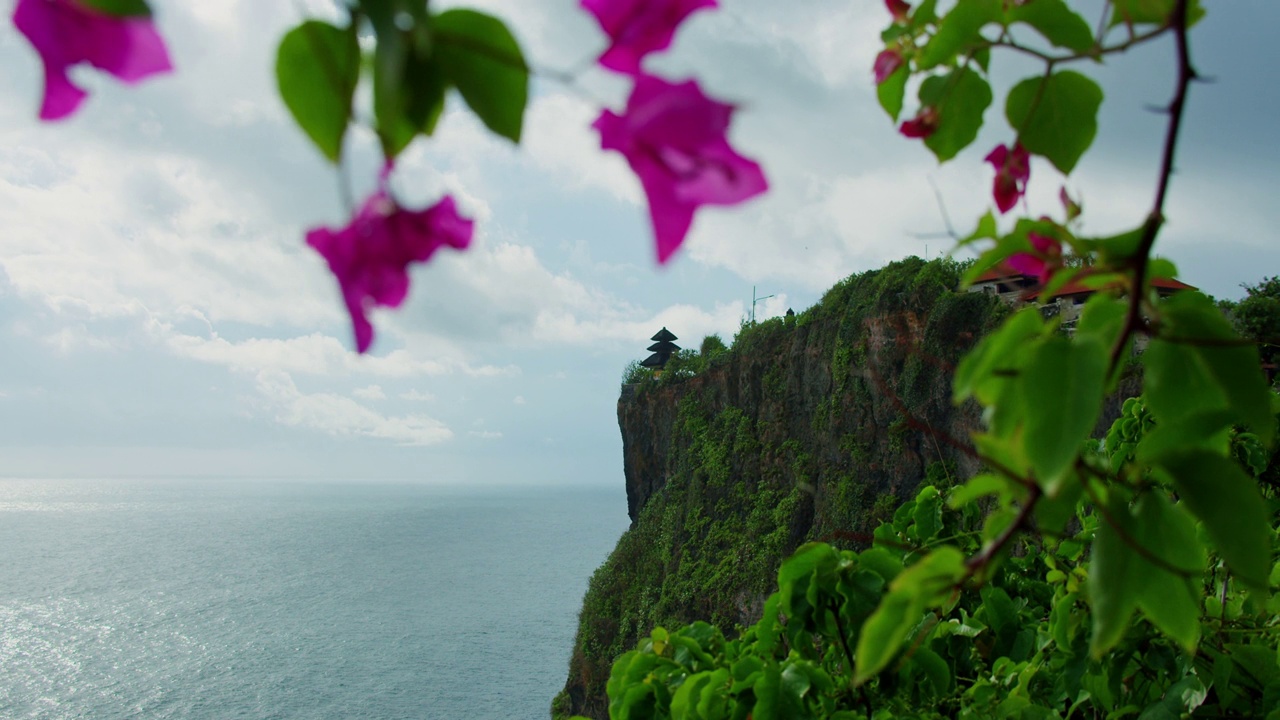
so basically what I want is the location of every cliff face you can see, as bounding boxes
[554,259,1009,719]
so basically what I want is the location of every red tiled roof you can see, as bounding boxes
[971,262,1197,299]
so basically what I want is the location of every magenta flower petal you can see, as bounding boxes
[593,75,768,264]
[13,0,172,121]
[306,190,474,353]
[886,0,912,22]
[1006,252,1046,280]
[985,142,1030,214]
[899,106,938,139]
[1008,232,1061,284]
[873,49,903,85]
[580,0,717,75]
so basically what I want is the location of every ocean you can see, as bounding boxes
[0,478,629,719]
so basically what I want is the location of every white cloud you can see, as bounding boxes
[522,94,641,205]
[701,1,884,89]
[165,331,507,379]
[0,142,334,329]
[353,385,386,401]
[513,395,526,405]
[468,430,503,440]
[400,389,437,402]
[253,371,452,446]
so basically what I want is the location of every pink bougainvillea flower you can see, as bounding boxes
[984,142,1030,214]
[306,186,474,353]
[873,49,904,85]
[1008,232,1062,283]
[593,75,768,264]
[13,0,172,121]
[899,106,938,139]
[580,0,717,75]
[886,0,911,22]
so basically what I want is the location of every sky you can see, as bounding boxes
[1,0,1277,485]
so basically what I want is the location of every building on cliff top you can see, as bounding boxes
[640,327,680,374]
[968,261,1197,330]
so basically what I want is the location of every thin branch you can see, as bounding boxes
[1095,0,1113,46]
[1107,0,1198,374]
[981,23,1168,65]
[965,484,1042,572]
[830,600,858,676]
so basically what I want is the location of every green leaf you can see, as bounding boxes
[857,548,903,584]
[855,589,916,684]
[957,210,998,250]
[1133,493,1203,653]
[671,671,712,720]
[954,307,1046,405]
[948,473,1011,508]
[891,547,966,602]
[1225,643,1280,687]
[980,585,1018,658]
[752,664,784,720]
[1009,0,1095,51]
[1088,499,1140,658]
[607,651,659,720]
[1050,591,1080,648]
[912,0,940,26]
[361,0,440,158]
[368,18,412,157]
[1139,675,1208,719]
[275,21,360,164]
[1005,70,1103,174]
[1034,474,1083,534]
[1158,450,1271,592]
[79,0,151,16]
[1021,335,1107,490]
[780,664,811,706]
[434,9,529,143]
[878,63,909,122]
[779,543,839,591]
[1111,0,1205,27]
[1149,257,1179,280]
[402,52,449,137]
[912,485,942,540]
[1076,295,1130,389]
[1136,409,1234,462]
[919,0,1002,69]
[1079,225,1145,262]
[908,647,953,696]
[1145,291,1276,444]
[919,67,993,162]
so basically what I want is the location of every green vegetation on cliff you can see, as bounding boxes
[555,258,1009,719]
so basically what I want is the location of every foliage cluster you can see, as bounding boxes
[564,257,1010,717]
[594,390,1280,718]
[599,466,1280,719]
[586,1,1280,719]
[1220,277,1280,372]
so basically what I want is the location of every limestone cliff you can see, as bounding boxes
[553,258,1009,719]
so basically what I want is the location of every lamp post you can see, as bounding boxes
[751,285,775,324]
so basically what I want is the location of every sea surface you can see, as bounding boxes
[0,478,629,719]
